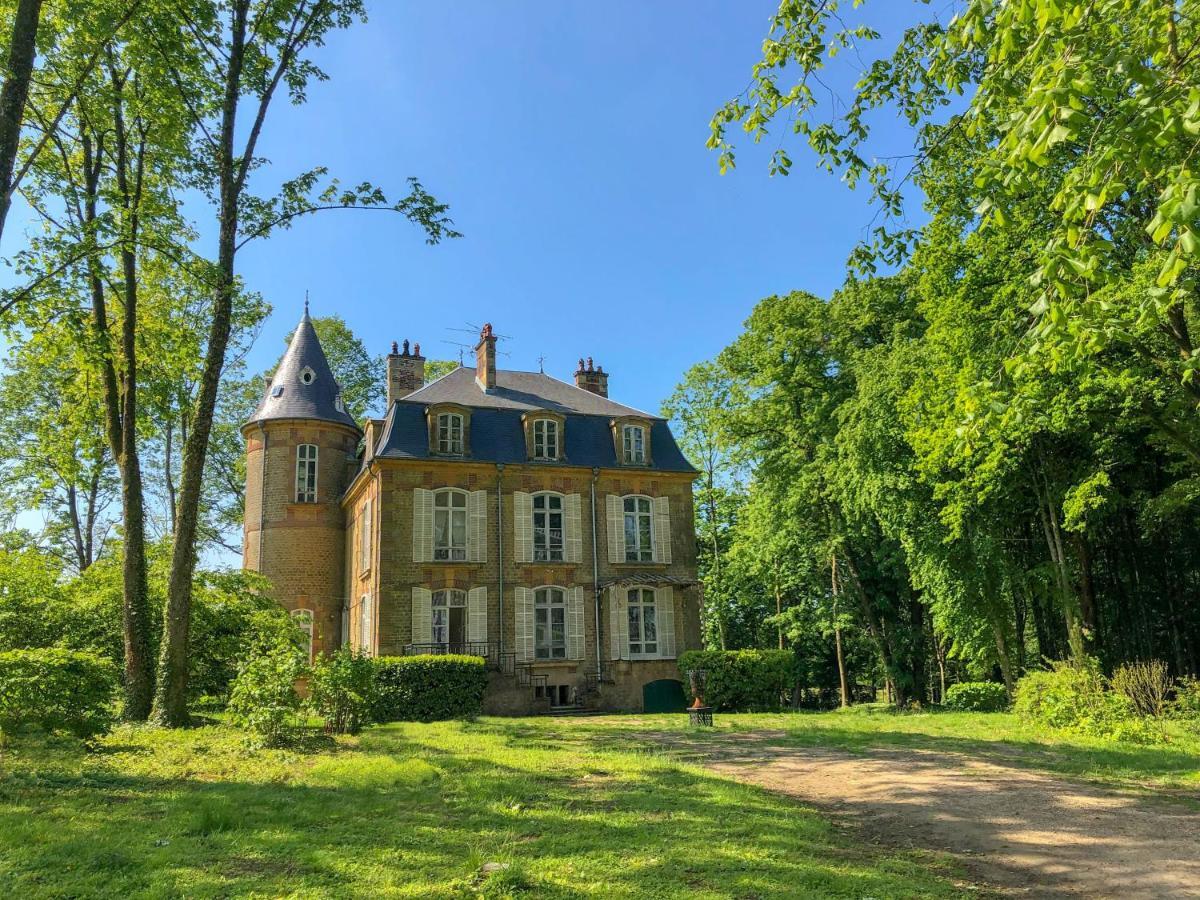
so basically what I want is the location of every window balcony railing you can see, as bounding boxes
[403,642,515,675]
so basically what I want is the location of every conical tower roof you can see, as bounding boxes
[246,305,359,431]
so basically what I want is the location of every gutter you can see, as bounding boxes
[256,421,268,572]
[496,463,505,655]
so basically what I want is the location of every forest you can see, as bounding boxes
[668,0,1200,705]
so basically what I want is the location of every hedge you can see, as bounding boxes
[677,649,797,711]
[371,655,488,722]
[943,681,1009,712]
[0,648,118,738]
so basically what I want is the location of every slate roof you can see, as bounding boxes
[372,367,696,473]
[246,308,360,431]
[404,366,660,419]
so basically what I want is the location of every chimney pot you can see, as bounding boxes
[391,341,398,354]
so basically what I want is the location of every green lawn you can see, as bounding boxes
[0,717,974,899]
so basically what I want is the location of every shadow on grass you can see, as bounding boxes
[0,722,973,899]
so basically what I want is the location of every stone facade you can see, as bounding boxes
[244,316,701,714]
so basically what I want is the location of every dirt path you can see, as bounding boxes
[670,731,1200,898]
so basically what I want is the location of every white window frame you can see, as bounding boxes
[295,444,318,503]
[436,412,464,454]
[533,419,559,460]
[358,498,372,574]
[431,589,466,648]
[623,495,654,562]
[358,594,372,655]
[626,588,658,657]
[534,586,568,660]
[291,608,314,661]
[433,488,468,561]
[622,425,646,464]
[532,492,565,562]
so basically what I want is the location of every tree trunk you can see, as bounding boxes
[154,2,250,725]
[843,549,907,705]
[772,558,784,650]
[831,553,849,708]
[0,0,42,245]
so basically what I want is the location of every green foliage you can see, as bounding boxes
[1014,660,1158,744]
[1170,678,1200,725]
[943,681,1008,713]
[226,637,304,747]
[0,648,118,738]
[370,655,487,723]
[677,650,798,711]
[307,648,376,734]
[1110,660,1172,719]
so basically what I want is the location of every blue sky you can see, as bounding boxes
[228,1,929,418]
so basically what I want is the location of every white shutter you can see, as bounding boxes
[468,489,488,562]
[567,586,585,660]
[656,586,676,659]
[606,494,625,563]
[360,594,373,654]
[608,586,628,661]
[513,491,533,562]
[359,498,372,572]
[565,493,583,563]
[468,586,487,643]
[411,587,432,645]
[653,496,672,564]
[412,488,434,562]
[515,586,534,662]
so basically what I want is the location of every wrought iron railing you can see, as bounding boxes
[403,642,515,674]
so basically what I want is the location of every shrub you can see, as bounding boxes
[308,648,376,734]
[1171,676,1200,723]
[1110,660,1171,718]
[1014,659,1159,743]
[371,655,487,722]
[0,648,118,738]
[226,640,304,746]
[676,650,798,711]
[944,681,1009,712]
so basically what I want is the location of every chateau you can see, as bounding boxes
[242,310,701,713]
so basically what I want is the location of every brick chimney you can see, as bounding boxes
[475,323,497,392]
[386,339,425,407]
[574,357,608,397]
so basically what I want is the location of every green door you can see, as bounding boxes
[643,678,687,713]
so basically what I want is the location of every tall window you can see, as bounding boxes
[627,588,658,656]
[533,419,558,460]
[533,493,564,562]
[291,608,314,660]
[359,595,372,654]
[437,412,464,454]
[622,425,646,464]
[358,499,372,573]
[434,489,468,561]
[623,496,653,562]
[295,444,318,502]
[534,587,567,660]
[432,589,466,649]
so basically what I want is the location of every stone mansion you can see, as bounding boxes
[242,311,701,713]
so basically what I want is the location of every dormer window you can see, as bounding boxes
[533,419,558,460]
[623,424,646,464]
[436,412,464,454]
[299,366,315,385]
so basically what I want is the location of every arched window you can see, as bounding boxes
[534,587,567,660]
[295,444,318,503]
[623,496,654,562]
[436,412,464,454]
[359,594,372,655]
[432,589,467,650]
[433,489,468,561]
[291,608,314,660]
[533,419,559,460]
[626,588,658,656]
[532,492,564,562]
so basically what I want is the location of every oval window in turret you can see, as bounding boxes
[300,366,315,385]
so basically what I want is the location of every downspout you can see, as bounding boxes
[591,467,601,674]
[256,421,268,572]
[496,463,505,655]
